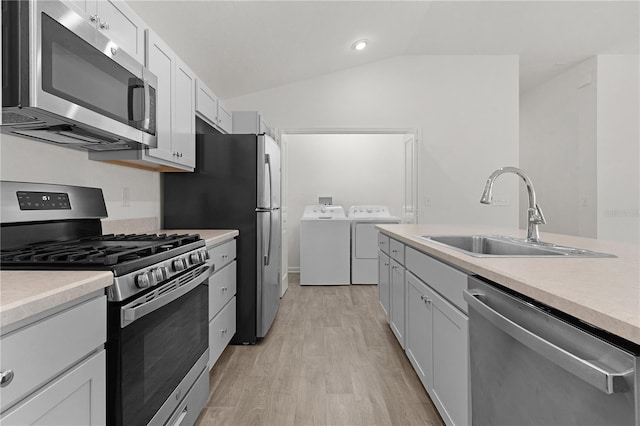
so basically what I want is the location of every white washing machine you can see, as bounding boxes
[299,205,351,285]
[349,205,401,284]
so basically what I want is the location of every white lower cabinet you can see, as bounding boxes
[209,296,236,367]
[207,238,237,370]
[431,290,468,426]
[1,350,106,426]
[379,233,470,426]
[0,295,106,425]
[378,251,391,319]
[405,272,433,390]
[389,258,405,348]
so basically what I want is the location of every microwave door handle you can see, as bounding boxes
[128,78,151,131]
[141,79,151,131]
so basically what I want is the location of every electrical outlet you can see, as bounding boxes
[122,187,130,207]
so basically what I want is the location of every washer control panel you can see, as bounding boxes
[348,205,392,218]
[302,204,347,219]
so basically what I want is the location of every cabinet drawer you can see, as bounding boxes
[208,239,236,272]
[406,247,467,313]
[0,296,106,412]
[209,297,236,370]
[209,261,236,320]
[377,233,390,255]
[389,238,405,264]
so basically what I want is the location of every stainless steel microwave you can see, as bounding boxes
[1,0,157,151]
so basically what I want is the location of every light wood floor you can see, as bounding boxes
[196,274,444,426]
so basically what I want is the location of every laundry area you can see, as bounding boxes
[283,133,411,285]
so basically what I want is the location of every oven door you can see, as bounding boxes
[107,264,209,426]
[32,1,157,147]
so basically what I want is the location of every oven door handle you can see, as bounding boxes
[121,264,210,328]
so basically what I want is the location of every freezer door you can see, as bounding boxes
[257,135,281,209]
[256,208,281,338]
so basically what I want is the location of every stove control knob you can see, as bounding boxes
[160,266,170,277]
[136,273,151,289]
[173,258,186,272]
[190,252,203,264]
[201,249,210,260]
[153,267,168,283]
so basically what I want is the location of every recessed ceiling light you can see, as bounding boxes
[351,39,368,51]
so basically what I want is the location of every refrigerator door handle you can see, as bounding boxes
[265,153,273,209]
[264,210,272,266]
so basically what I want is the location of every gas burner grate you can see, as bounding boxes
[0,233,203,268]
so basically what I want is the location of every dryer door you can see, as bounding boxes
[354,222,379,260]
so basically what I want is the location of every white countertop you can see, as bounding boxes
[0,270,113,329]
[0,229,238,329]
[377,224,640,345]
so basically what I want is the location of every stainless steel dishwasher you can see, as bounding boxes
[465,276,639,425]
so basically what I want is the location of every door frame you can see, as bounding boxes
[274,127,421,278]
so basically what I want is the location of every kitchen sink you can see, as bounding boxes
[418,235,616,258]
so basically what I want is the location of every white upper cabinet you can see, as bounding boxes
[90,29,196,171]
[195,79,233,134]
[173,57,196,167]
[63,0,146,64]
[143,29,195,170]
[232,111,270,135]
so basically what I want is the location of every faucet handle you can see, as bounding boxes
[530,204,546,224]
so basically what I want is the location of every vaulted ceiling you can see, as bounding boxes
[127,1,639,100]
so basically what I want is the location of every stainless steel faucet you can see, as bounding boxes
[480,167,546,242]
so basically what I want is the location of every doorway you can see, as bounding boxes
[278,129,419,283]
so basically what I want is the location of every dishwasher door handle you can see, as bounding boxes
[463,289,632,395]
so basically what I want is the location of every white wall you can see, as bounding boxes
[520,55,639,244]
[596,55,640,243]
[0,134,160,221]
[520,57,598,238]
[285,133,405,269]
[226,55,521,231]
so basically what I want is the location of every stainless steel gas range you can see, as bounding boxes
[0,181,210,426]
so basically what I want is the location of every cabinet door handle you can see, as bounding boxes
[221,328,228,334]
[90,14,98,23]
[384,262,389,266]
[221,286,227,291]
[0,369,14,387]
[222,254,228,259]
[99,19,109,30]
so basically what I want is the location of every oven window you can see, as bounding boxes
[40,12,143,126]
[116,282,208,426]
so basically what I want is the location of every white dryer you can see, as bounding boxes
[349,205,401,284]
[299,205,351,285]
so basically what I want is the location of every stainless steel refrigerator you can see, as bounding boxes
[162,121,281,344]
